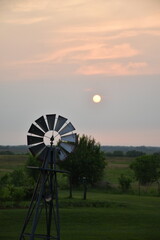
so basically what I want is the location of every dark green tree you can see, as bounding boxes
[126,150,145,158]
[9,169,26,187]
[113,151,124,157]
[130,154,160,186]
[58,135,106,186]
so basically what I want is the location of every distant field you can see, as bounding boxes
[0,155,28,177]
[0,155,159,194]
[104,156,134,184]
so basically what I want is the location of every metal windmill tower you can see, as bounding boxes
[19,114,77,240]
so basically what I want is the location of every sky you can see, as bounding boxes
[0,0,160,146]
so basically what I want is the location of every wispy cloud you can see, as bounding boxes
[11,43,139,66]
[71,43,139,61]
[76,62,150,76]
[11,0,49,12]
[1,16,50,25]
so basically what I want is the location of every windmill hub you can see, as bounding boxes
[50,135,54,145]
[43,130,60,147]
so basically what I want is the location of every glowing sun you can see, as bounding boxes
[93,94,102,103]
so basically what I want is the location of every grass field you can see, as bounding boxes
[0,155,160,239]
[0,193,160,240]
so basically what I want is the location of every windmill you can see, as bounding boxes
[19,114,77,240]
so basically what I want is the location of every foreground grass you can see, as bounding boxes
[1,193,160,240]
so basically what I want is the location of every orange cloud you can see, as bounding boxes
[71,43,139,61]
[11,42,139,66]
[2,16,50,25]
[76,62,149,76]
[13,0,48,12]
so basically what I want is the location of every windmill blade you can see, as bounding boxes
[60,142,75,153]
[28,124,45,137]
[58,149,68,161]
[59,122,75,136]
[27,135,43,146]
[61,133,77,143]
[37,146,50,162]
[35,116,49,133]
[46,114,56,130]
[55,115,67,132]
[29,143,46,156]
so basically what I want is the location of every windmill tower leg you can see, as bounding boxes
[19,149,61,240]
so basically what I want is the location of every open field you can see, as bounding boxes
[104,156,134,184]
[0,193,160,240]
[0,155,28,177]
[0,155,134,188]
[0,154,159,194]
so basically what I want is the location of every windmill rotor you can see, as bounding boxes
[27,114,77,161]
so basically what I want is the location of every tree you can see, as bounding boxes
[130,154,160,186]
[126,150,145,158]
[58,135,106,186]
[113,151,124,157]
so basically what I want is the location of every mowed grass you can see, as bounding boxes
[1,193,160,240]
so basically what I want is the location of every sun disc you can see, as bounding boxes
[93,94,101,103]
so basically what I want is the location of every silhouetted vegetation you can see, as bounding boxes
[130,154,160,186]
[58,134,106,186]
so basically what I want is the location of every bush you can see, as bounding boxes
[118,174,132,192]
[57,174,69,189]
[11,187,25,202]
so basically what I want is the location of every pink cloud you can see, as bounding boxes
[11,43,139,66]
[3,16,50,25]
[76,61,150,76]
[71,43,139,61]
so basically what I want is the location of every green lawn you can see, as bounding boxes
[1,193,160,240]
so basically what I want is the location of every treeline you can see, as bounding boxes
[1,145,160,155]
[101,145,160,155]
[0,151,15,155]
[0,145,28,154]
[105,150,146,158]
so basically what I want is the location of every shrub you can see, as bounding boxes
[118,174,132,192]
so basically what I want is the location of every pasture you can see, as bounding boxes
[0,154,160,239]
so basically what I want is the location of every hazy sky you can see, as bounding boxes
[0,0,160,146]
